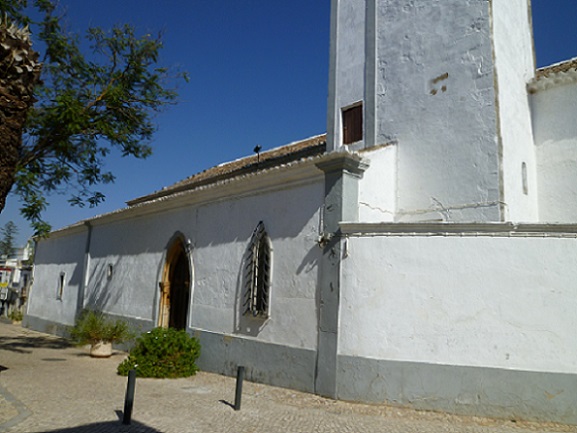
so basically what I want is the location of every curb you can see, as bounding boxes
[0,384,31,432]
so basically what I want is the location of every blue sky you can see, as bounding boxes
[1,0,576,246]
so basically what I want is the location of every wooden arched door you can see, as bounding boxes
[159,238,191,330]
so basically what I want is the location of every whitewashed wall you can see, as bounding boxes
[336,226,577,422]
[87,208,195,322]
[329,0,538,222]
[492,0,538,222]
[339,233,577,372]
[28,226,87,327]
[327,0,366,151]
[190,180,323,349]
[29,173,325,352]
[376,1,501,222]
[358,145,396,222]
[532,81,577,222]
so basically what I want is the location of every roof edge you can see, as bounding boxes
[127,134,327,206]
[528,57,577,93]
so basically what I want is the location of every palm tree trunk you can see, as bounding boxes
[0,20,41,214]
[0,112,23,213]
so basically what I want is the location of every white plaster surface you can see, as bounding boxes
[375,0,501,222]
[532,82,577,222]
[29,177,324,351]
[336,0,365,108]
[28,228,87,326]
[87,209,195,321]
[339,234,577,373]
[492,0,538,222]
[328,0,366,150]
[358,145,396,222]
[190,181,323,350]
[329,0,541,223]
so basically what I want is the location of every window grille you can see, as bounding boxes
[244,221,272,317]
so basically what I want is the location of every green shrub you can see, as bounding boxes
[8,309,23,322]
[117,327,201,378]
[69,309,133,346]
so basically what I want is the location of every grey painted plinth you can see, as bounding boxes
[24,315,72,338]
[194,329,317,394]
[337,355,577,425]
[24,314,153,349]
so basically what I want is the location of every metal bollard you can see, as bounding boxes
[123,369,137,425]
[234,366,245,411]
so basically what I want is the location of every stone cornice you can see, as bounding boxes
[315,151,369,177]
[340,222,577,237]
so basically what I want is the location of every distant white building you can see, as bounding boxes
[1,242,33,312]
[26,0,577,424]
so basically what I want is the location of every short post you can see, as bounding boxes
[123,369,136,425]
[234,365,245,411]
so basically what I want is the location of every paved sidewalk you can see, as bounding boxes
[0,322,576,433]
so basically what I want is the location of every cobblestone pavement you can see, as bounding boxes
[1,322,576,433]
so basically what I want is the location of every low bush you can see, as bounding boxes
[8,309,23,322]
[117,327,201,378]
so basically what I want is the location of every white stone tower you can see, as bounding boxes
[327,0,538,223]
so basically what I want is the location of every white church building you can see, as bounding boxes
[26,0,577,424]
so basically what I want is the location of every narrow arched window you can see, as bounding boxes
[522,162,528,195]
[245,221,272,318]
[57,271,66,300]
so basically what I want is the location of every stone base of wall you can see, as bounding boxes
[24,315,72,338]
[193,329,317,394]
[24,314,154,351]
[337,356,577,425]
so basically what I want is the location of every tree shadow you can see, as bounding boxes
[0,334,72,354]
[37,419,162,432]
[83,257,123,313]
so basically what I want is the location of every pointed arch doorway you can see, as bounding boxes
[158,237,191,330]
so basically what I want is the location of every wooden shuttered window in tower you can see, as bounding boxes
[342,103,363,145]
[244,221,272,317]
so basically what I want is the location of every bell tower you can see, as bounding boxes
[327,0,538,222]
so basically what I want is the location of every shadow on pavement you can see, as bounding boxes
[0,335,72,354]
[219,399,235,409]
[39,420,163,432]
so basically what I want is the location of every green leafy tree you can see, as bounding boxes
[0,221,18,257]
[0,0,187,235]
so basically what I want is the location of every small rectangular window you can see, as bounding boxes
[342,103,363,145]
[57,272,66,300]
[522,162,528,195]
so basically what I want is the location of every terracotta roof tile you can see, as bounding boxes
[535,58,577,79]
[127,134,327,206]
